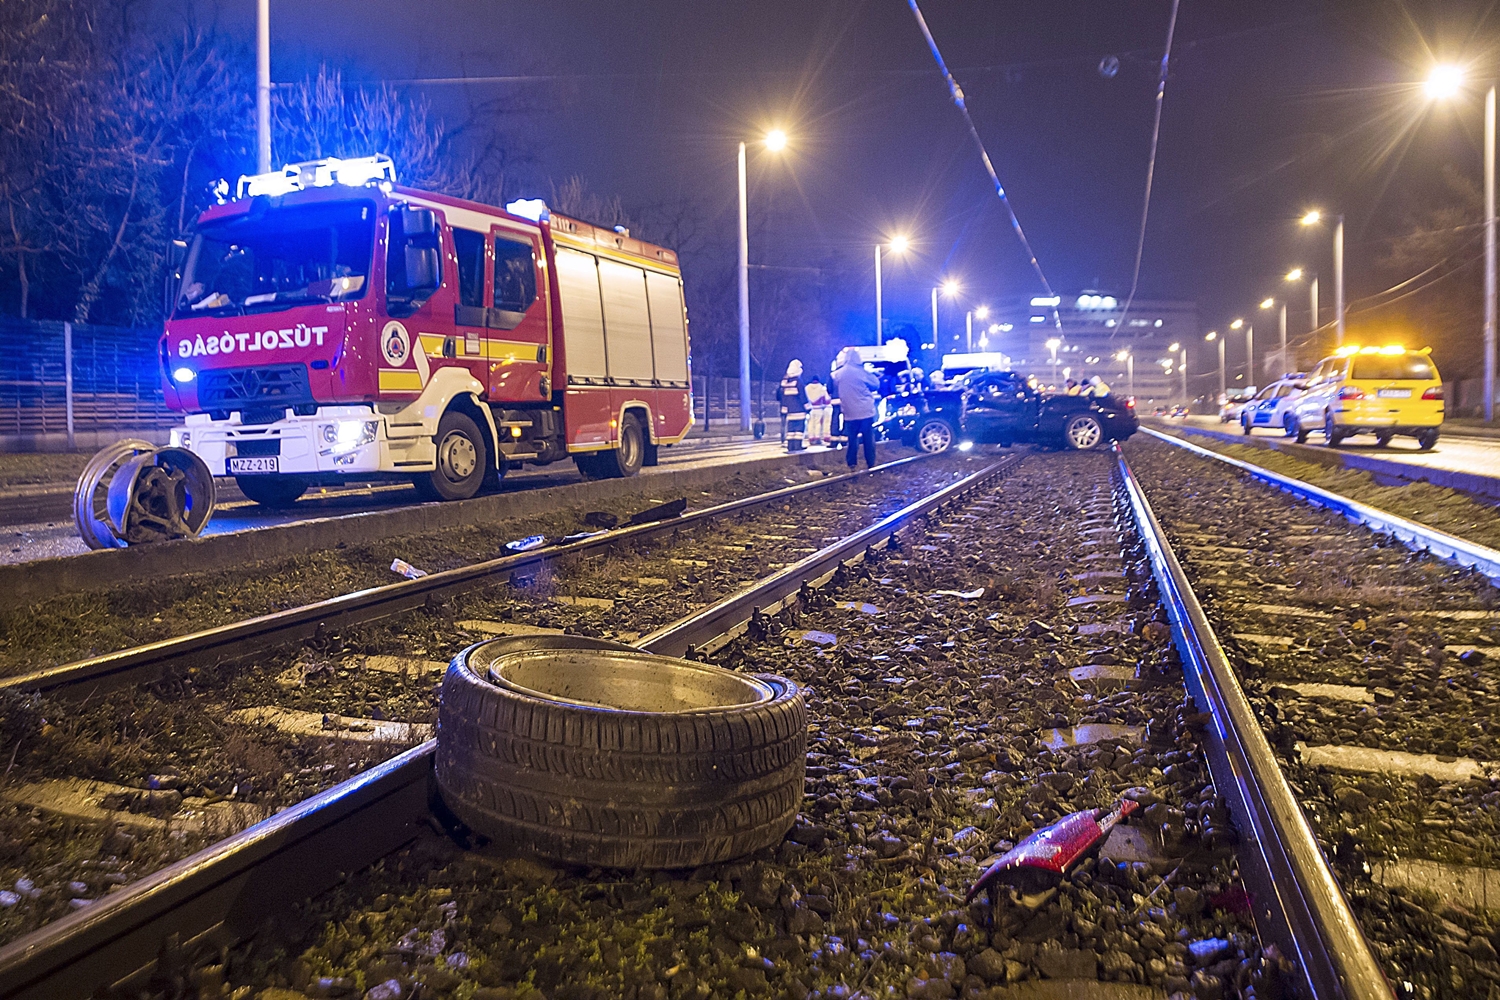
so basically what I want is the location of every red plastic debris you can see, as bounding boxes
[967,798,1140,905]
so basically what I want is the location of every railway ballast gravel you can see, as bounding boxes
[192,450,1279,1000]
[0,458,963,950]
[1126,433,1500,1000]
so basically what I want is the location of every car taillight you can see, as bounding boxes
[1338,386,1364,400]
[1125,397,1135,409]
[1422,386,1443,400]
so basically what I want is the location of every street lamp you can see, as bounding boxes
[1205,331,1225,396]
[1261,296,1288,374]
[931,279,959,350]
[1171,342,1187,401]
[1046,337,1061,385]
[1229,318,1254,387]
[1425,63,1495,421]
[737,129,788,431]
[875,234,908,345]
[965,305,990,353]
[1301,209,1344,348]
[1115,349,1134,397]
[1285,267,1319,349]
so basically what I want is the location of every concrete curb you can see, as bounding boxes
[1144,419,1500,502]
[4,446,893,605]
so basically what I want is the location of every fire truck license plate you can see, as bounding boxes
[228,456,279,474]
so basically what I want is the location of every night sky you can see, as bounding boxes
[159,1,1494,371]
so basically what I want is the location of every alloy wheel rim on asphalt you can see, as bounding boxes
[919,422,952,453]
[1068,418,1102,449]
[440,433,478,483]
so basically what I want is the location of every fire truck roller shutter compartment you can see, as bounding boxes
[646,272,689,385]
[555,248,609,380]
[598,258,655,382]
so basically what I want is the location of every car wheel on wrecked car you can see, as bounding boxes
[1064,414,1104,450]
[435,634,807,869]
[914,417,956,454]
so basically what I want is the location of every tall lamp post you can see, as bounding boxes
[965,305,989,353]
[1206,331,1224,397]
[1115,349,1134,397]
[1046,337,1061,386]
[1300,210,1344,347]
[1170,342,1185,401]
[874,234,909,345]
[1285,267,1318,352]
[1230,318,1254,387]
[737,128,787,432]
[931,279,959,350]
[1261,296,1288,374]
[1426,64,1495,421]
[256,0,271,173]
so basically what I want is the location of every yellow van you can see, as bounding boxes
[1288,346,1443,450]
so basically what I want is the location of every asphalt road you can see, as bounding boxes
[1165,414,1500,482]
[0,436,802,566]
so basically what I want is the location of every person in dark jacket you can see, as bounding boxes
[832,348,880,469]
[779,359,805,450]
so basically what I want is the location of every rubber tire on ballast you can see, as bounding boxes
[435,637,806,869]
[234,474,308,508]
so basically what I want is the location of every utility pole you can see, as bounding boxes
[1487,84,1496,421]
[1279,302,1288,373]
[736,142,751,433]
[874,244,883,345]
[930,287,938,350]
[256,0,271,173]
[1334,216,1345,347]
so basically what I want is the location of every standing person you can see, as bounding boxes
[779,360,805,451]
[804,374,833,447]
[832,348,880,469]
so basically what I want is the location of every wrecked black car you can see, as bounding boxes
[892,370,1139,453]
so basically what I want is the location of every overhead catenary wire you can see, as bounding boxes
[906,0,1062,332]
[1113,0,1182,338]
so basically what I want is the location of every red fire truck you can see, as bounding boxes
[161,155,693,505]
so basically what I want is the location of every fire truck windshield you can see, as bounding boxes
[175,201,375,317]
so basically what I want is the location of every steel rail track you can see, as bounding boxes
[1115,445,1392,1000]
[3,453,937,699]
[0,454,1020,1000]
[1141,426,1500,583]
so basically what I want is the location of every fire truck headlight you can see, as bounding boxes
[172,367,195,384]
[320,420,378,455]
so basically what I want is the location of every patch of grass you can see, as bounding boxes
[0,453,91,491]
[1187,437,1500,550]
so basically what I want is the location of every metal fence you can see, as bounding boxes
[692,376,781,431]
[0,318,176,449]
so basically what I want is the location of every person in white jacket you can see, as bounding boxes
[803,375,833,447]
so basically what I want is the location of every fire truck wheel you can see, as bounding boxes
[233,475,308,508]
[576,414,647,480]
[435,635,806,869]
[416,411,487,501]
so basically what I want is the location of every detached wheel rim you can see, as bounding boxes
[439,431,479,483]
[1067,416,1103,449]
[918,420,953,453]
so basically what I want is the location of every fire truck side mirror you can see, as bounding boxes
[403,246,440,294]
[400,206,437,238]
